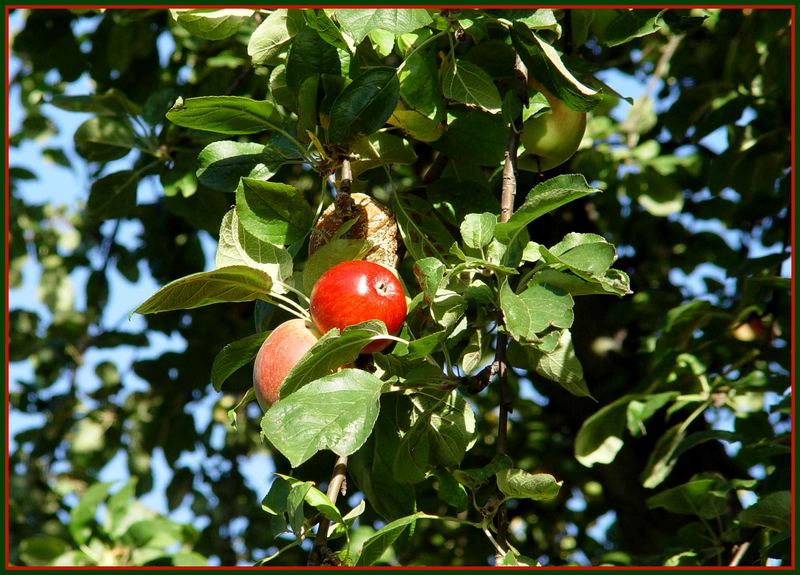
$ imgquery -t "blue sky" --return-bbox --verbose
[7,9,791,565]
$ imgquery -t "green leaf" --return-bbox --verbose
[74,117,134,162]
[227,389,255,431]
[442,59,502,114]
[170,8,253,40]
[196,140,294,193]
[398,38,443,119]
[433,109,507,166]
[671,429,741,459]
[495,174,601,245]
[327,67,400,143]
[604,9,666,47]
[235,177,315,246]
[388,109,444,142]
[627,169,685,217]
[105,478,138,537]
[392,193,456,261]
[305,9,352,52]
[279,321,389,399]
[412,257,446,303]
[356,512,425,566]
[286,28,341,93]
[215,208,293,292]
[122,517,183,549]
[248,9,302,65]
[646,478,730,519]
[500,281,574,342]
[548,232,617,275]
[738,491,790,531]
[498,551,538,566]
[261,368,385,468]
[394,390,477,483]
[626,392,679,436]
[460,213,497,250]
[87,170,138,219]
[434,470,468,512]
[296,74,320,143]
[134,266,274,315]
[496,469,562,501]
[276,474,345,524]
[574,395,633,467]
[641,423,687,489]
[19,536,71,566]
[51,88,142,117]
[532,267,632,298]
[349,394,418,521]
[525,330,593,399]
[303,239,371,294]
[393,329,446,361]
[350,132,418,177]
[173,552,208,566]
[211,331,267,391]
[166,96,284,135]
[453,454,514,489]
[511,24,601,112]
[332,9,432,44]
[69,482,114,545]
[261,475,291,515]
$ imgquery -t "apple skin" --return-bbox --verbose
[309,260,407,354]
[253,318,321,410]
[519,79,587,172]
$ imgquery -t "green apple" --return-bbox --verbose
[518,78,587,172]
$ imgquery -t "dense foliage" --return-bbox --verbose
[8,7,793,567]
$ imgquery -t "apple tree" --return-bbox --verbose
[8,7,792,567]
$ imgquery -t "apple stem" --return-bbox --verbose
[308,455,348,566]
[269,293,310,321]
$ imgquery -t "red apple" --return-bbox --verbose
[253,318,320,410]
[309,260,407,353]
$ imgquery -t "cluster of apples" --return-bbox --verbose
[253,260,407,411]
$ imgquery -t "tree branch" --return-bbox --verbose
[308,455,348,566]
[494,54,527,563]
[334,158,355,222]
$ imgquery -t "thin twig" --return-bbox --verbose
[625,33,683,149]
[308,455,348,566]
[728,541,751,566]
[422,151,448,185]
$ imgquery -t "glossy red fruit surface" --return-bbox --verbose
[253,318,320,410]
[309,260,407,353]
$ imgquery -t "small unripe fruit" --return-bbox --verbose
[519,78,587,172]
[309,260,407,353]
[253,318,320,410]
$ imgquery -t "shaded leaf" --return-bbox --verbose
[211,331,267,391]
[328,67,400,143]
[356,512,425,566]
[442,59,502,114]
